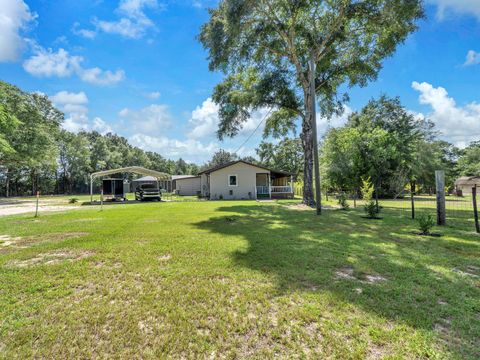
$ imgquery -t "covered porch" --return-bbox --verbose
[255,171,294,199]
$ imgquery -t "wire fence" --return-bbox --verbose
[293,184,480,232]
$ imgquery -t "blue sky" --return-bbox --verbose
[1,0,480,163]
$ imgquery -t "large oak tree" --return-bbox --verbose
[200,0,423,205]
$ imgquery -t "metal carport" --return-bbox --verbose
[90,166,171,203]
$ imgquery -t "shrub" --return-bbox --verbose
[337,193,349,210]
[69,198,78,204]
[418,213,435,235]
[361,178,379,219]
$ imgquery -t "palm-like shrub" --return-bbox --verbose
[361,178,378,219]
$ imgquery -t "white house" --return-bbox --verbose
[199,160,294,200]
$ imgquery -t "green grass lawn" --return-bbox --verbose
[0,200,479,359]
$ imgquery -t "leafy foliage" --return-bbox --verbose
[457,141,480,177]
[361,177,378,219]
[321,96,444,197]
[0,81,199,196]
[337,193,349,210]
[200,0,424,204]
[417,213,436,235]
[256,138,303,178]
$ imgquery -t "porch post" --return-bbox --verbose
[268,174,272,198]
[290,175,294,197]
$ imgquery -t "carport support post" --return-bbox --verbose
[90,174,93,204]
[472,185,479,233]
[435,170,446,226]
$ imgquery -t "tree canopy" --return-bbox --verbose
[200,0,423,204]
[320,96,457,197]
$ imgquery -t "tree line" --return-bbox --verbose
[1,80,477,198]
[256,96,477,197]
[0,81,198,197]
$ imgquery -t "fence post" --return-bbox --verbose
[435,170,446,226]
[35,191,40,217]
[100,189,104,211]
[411,181,415,220]
[473,186,480,233]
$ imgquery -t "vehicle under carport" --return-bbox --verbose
[89,166,171,204]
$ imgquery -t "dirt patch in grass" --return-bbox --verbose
[158,254,171,262]
[335,266,356,280]
[363,274,388,284]
[0,234,22,247]
[7,249,94,268]
[10,232,88,249]
[453,266,479,278]
[335,266,388,284]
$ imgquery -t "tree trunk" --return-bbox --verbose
[5,169,9,198]
[301,88,315,206]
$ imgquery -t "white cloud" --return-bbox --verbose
[72,22,96,39]
[427,0,480,20]
[50,90,112,134]
[119,104,172,134]
[0,0,36,62]
[187,97,270,139]
[23,48,81,77]
[78,67,125,85]
[51,90,89,114]
[93,0,158,39]
[92,117,113,134]
[464,50,480,66]
[316,106,353,137]
[145,91,160,99]
[129,133,219,162]
[23,47,125,85]
[187,98,219,139]
[412,81,480,147]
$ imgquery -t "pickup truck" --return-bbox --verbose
[134,183,161,201]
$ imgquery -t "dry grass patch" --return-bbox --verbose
[0,234,22,247]
[335,265,388,284]
[0,232,88,252]
[7,249,94,268]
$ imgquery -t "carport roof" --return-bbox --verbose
[91,166,171,180]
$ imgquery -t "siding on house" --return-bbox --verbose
[175,176,201,196]
[204,162,270,200]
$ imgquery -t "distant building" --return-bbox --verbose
[454,176,480,196]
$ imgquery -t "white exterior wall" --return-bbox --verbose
[200,173,209,197]
[208,162,270,200]
[175,177,201,196]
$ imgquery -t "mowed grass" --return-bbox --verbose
[0,200,479,359]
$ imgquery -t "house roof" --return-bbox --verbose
[198,160,293,177]
[172,175,198,180]
[455,176,480,186]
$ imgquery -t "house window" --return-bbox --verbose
[228,174,238,186]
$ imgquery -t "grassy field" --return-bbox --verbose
[0,199,479,359]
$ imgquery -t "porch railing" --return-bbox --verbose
[256,186,270,195]
[271,186,292,193]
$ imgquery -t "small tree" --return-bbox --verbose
[361,177,378,219]
[417,213,435,235]
[337,193,349,210]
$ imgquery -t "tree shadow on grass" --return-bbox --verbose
[193,204,480,358]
